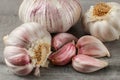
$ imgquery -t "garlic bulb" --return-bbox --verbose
[83,2,120,42]
[3,22,51,76]
[19,0,81,33]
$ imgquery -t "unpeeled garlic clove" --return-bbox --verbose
[72,54,108,73]
[76,35,110,58]
[4,46,30,66]
[52,33,78,50]
[49,42,76,65]
[5,59,33,76]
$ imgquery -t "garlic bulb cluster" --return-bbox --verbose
[4,22,51,76]
[19,0,82,33]
[83,2,120,42]
[49,34,110,72]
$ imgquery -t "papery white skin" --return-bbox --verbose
[52,33,78,50]
[72,54,108,73]
[19,0,81,33]
[76,36,110,58]
[3,22,51,76]
[83,2,120,42]
[49,41,76,66]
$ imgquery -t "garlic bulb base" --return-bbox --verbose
[93,2,111,17]
[28,40,51,68]
[83,2,120,42]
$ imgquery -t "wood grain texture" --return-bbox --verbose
[0,0,120,80]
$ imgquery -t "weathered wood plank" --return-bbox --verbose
[0,0,120,80]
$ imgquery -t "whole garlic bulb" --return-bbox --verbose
[3,22,51,76]
[19,0,82,33]
[83,2,120,42]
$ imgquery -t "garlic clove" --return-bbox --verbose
[7,54,30,66]
[3,22,52,76]
[19,0,82,33]
[49,41,76,66]
[77,35,103,46]
[4,46,30,66]
[72,54,108,73]
[52,33,78,50]
[76,35,110,58]
[5,59,33,76]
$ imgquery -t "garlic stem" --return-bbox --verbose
[34,67,40,77]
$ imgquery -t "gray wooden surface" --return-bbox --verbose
[0,0,120,80]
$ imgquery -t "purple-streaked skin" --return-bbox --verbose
[5,59,33,76]
[52,33,78,50]
[72,54,108,73]
[19,0,82,33]
[76,35,110,58]
[49,41,76,66]
[4,46,30,66]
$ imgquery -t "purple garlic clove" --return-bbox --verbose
[72,54,108,73]
[49,41,76,65]
[52,33,78,50]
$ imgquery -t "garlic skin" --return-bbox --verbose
[5,59,33,76]
[72,54,108,73]
[83,2,120,42]
[52,33,78,50]
[3,22,51,76]
[49,42,76,66]
[19,0,81,33]
[76,36,110,58]
[4,46,30,66]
